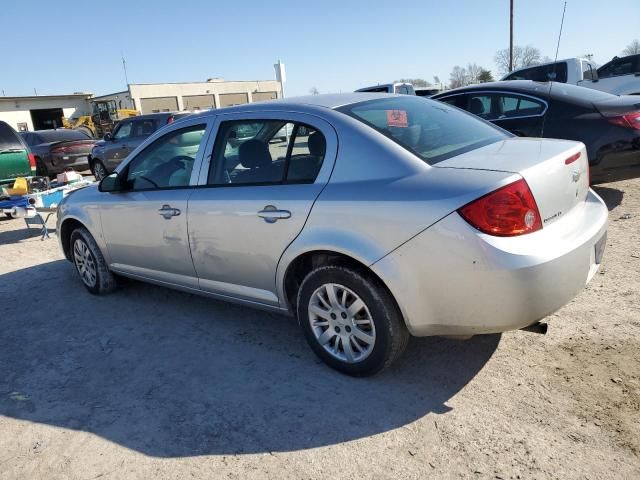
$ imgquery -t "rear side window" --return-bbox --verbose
[505,63,568,83]
[131,119,157,137]
[0,122,24,151]
[208,120,326,185]
[338,96,509,165]
[499,95,545,118]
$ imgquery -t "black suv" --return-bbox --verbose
[89,112,192,179]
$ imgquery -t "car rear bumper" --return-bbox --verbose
[49,154,90,174]
[371,189,608,336]
[591,148,640,183]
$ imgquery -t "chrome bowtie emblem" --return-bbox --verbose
[572,170,581,182]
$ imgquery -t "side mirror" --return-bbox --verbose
[103,132,113,141]
[98,172,122,193]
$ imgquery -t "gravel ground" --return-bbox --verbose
[0,178,639,479]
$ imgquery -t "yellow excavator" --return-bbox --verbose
[63,100,138,139]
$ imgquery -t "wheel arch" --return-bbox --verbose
[59,217,86,261]
[280,249,405,327]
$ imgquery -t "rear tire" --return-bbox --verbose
[35,157,49,178]
[92,160,108,181]
[297,265,409,376]
[70,227,116,295]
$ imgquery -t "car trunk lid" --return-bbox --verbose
[434,137,590,228]
[593,95,640,117]
[49,139,96,156]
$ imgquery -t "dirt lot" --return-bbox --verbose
[1,178,639,480]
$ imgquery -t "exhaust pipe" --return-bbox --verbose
[521,322,548,335]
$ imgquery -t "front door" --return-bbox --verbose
[188,114,336,305]
[103,119,134,171]
[99,120,210,288]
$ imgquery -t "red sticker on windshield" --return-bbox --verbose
[386,110,408,127]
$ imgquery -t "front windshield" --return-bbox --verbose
[338,96,509,165]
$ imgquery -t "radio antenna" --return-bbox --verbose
[541,1,567,137]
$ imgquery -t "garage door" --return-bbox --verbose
[139,96,179,114]
[252,91,278,102]
[183,94,216,111]
[219,93,248,107]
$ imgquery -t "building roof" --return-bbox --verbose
[0,93,93,101]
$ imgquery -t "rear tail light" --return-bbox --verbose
[167,115,175,124]
[607,112,640,130]
[28,152,36,172]
[458,179,542,237]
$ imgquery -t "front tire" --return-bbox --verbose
[70,227,116,294]
[297,265,409,376]
[92,159,108,181]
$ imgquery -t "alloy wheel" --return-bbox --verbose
[73,239,97,287]
[307,283,376,363]
[93,162,107,181]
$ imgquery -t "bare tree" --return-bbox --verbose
[449,66,468,89]
[433,75,440,86]
[623,39,640,55]
[494,45,542,74]
[309,86,320,95]
[395,78,429,87]
[466,63,484,84]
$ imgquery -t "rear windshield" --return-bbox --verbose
[36,129,91,143]
[337,97,509,165]
[0,122,24,151]
[504,62,569,83]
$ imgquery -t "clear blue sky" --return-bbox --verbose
[2,0,639,97]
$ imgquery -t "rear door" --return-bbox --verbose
[490,93,547,137]
[187,112,337,306]
[0,122,31,182]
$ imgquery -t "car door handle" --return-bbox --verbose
[158,204,181,219]
[258,206,291,223]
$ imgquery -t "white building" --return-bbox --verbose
[92,78,282,114]
[0,78,282,131]
[0,93,93,131]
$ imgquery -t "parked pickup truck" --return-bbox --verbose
[355,82,415,95]
[502,56,640,96]
[502,57,599,87]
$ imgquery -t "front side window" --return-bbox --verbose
[113,122,132,140]
[208,120,326,186]
[466,94,494,119]
[124,124,206,190]
[338,96,509,165]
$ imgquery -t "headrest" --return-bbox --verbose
[238,139,272,169]
[469,98,485,115]
[308,132,326,157]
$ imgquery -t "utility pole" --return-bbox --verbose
[121,52,130,86]
[509,0,514,72]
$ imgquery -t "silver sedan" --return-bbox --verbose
[57,93,608,376]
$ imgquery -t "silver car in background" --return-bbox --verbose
[57,93,608,376]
